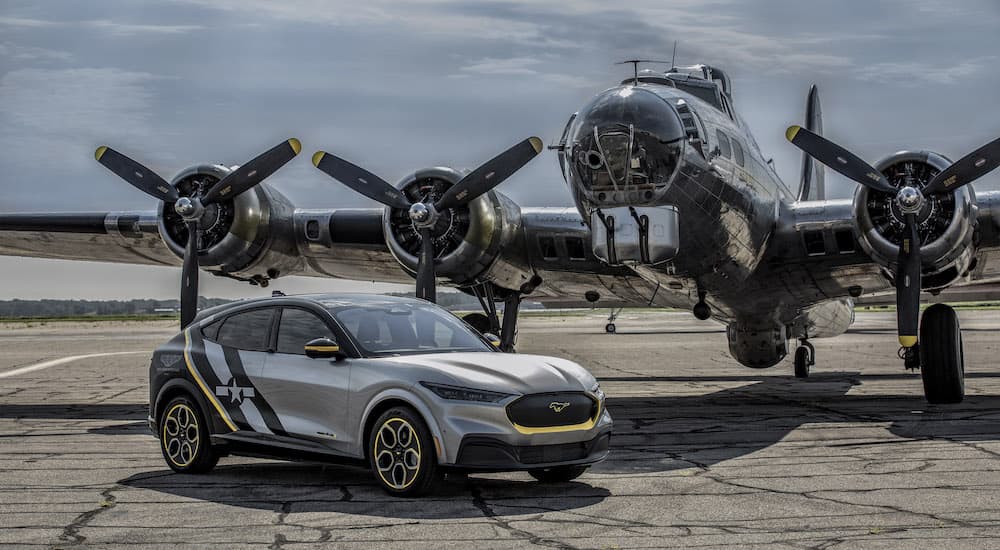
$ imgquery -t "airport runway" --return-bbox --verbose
[2,311,1000,548]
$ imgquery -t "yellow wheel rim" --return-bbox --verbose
[373,417,421,490]
[162,403,200,468]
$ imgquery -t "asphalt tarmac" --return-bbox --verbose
[2,310,1000,548]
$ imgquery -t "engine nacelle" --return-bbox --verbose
[156,164,302,283]
[854,151,977,290]
[727,322,788,369]
[383,167,535,293]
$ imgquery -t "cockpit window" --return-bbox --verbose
[330,303,491,357]
[715,130,732,159]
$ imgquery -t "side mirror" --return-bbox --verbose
[484,333,502,348]
[304,337,344,359]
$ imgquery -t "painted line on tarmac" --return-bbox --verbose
[0,351,147,379]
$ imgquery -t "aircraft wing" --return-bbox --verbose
[0,211,179,267]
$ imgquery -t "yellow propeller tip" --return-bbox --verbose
[311,151,326,167]
[94,146,108,161]
[785,126,801,142]
[898,335,917,348]
[528,136,543,154]
[287,138,302,155]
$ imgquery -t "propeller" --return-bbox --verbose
[312,137,543,302]
[96,138,301,327]
[786,125,1000,347]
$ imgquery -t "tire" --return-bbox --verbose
[159,395,218,474]
[368,406,442,497]
[529,465,589,483]
[462,313,492,335]
[919,304,964,404]
[794,346,810,378]
[605,323,616,334]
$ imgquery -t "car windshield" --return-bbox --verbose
[330,302,491,356]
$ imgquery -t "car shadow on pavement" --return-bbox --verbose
[120,463,611,518]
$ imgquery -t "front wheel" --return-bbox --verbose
[368,406,441,497]
[159,396,218,474]
[919,304,964,404]
[529,465,589,483]
[793,346,810,378]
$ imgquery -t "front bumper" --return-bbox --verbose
[452,429,611,471]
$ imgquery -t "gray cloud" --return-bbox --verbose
[0,0,998,298]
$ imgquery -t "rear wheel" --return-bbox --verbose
[368,406,441,497]
[919,304,964,404]
[605,323,616,334]
[159,396,218,474]
[529,465,589,483]
[793,346,810,378]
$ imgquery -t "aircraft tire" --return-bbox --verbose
[794,346,810,378]
[605,323,616,334]
[919,304,964,404]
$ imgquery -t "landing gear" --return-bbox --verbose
[793,338,815,378]
[605,308,622,334]
[918,303,964,404]
[693,290,711,320]
[469,283,522,353]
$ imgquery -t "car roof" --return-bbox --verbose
[193,293,427,322]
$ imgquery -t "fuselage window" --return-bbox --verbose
[715,130,732,159]
[276,308,335,355]
[216,308,275,352]
[538,236,559,260]
[731,139,745,167]
[565,237,587,260]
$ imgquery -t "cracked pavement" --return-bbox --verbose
[2,311,1000,548]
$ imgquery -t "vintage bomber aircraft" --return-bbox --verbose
[2,63,1000,404]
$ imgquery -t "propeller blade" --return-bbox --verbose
[95,146,178,202]
[435,137,543,211]
[414,227,436,303]
[311,151,412,209]
[785,126,897,194]
[923,136,1000,196]
[202,138,301,205]
[895,213,922,348]
[180,221,200,329]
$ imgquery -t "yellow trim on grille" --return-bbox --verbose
[183,330,237,432]
[511,399,602,435]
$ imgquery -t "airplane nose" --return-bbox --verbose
[566,86,686,206]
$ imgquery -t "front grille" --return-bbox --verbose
[506,392,597,428]
[457,433,611,467]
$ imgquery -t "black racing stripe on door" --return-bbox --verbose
[220,345,289,437]
[187,331,251,430]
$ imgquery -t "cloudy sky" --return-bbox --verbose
[1,0,999,299]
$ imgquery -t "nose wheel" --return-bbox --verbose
[793,339,815,378]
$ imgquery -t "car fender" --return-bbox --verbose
[357,387,447,462]
[153,378,226,435]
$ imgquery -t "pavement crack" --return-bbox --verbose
[58,485,118,546]
[470,484,577,549]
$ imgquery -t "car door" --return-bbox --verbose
[204,307,289,437]
[259,306,352,453]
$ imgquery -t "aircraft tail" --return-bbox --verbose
[796,84,826,201]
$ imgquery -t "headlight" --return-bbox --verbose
[419,382,513,403]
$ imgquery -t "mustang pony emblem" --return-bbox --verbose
[549,401,571,413]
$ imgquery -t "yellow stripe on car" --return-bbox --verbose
[183,330,237,432]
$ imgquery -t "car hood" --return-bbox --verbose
[380,352,596,395]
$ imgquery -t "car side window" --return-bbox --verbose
[201,318,222,341]
[715,130,732,159]
[276,308,335,355]
[731,138,745,167]
[216,308,274,352]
